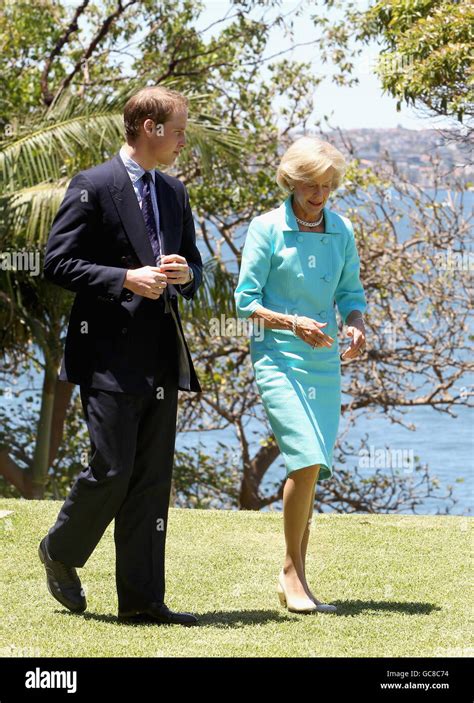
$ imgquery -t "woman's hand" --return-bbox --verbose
[294,315,334,349]
[340,317,366,360]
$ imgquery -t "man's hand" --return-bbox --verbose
[123,266,168,299]
[158,254,191,285]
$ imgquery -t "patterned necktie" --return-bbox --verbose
[141,171,161,261]
[141,171,170,312]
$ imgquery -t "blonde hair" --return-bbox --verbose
[123,86,188,141]
[276,136,347,193]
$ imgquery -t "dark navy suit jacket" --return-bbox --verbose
[43,151,203,394]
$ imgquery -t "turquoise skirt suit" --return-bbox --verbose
[234,195,367,480]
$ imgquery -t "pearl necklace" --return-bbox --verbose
[294,211,324,228]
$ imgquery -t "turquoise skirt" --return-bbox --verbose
[250,327,341,480]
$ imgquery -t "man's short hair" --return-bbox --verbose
[123,86,188,141]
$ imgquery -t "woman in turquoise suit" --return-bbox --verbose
[234,136,367,614]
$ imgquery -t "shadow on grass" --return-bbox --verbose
[335,600,442,616]
[58,609,295,626]
[55,599,441,626]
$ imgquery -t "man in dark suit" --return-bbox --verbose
[39,86,202,626]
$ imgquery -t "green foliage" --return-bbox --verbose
[358,0,473,121]
[0,0,320,502]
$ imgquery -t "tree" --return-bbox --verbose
[0,0,322,498]
[1,1,470,514]
[357,0,473,125]
[311,0,473,139]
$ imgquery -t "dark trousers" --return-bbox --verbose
[46,331,179,613]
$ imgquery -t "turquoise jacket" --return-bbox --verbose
[234,195,367,336]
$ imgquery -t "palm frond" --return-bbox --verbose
[4,182,69,246]
[0,80,247,190]
[184,256,238,321]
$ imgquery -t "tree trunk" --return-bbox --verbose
[0,447,34,498]
[48,380,74,466]
[239,437,281,510]
[0,376,74,499]
[29,359,58,499]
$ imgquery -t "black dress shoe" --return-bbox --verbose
[118,602,198,626]
[38,537,86,613]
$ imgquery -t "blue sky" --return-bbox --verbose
[196,0,453,131]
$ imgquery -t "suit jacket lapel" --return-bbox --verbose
[108,153,155,265]
[108,153,180,266]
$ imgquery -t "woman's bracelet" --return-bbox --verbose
[292,313,298,335]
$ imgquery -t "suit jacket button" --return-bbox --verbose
[124,292,133,301]
[297,235,303,242]
[319,311,327,319]
[322,236,329,244]
[323,274,331,282]
[121,327,128,334]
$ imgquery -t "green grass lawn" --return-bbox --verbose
[0,498,472,658]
